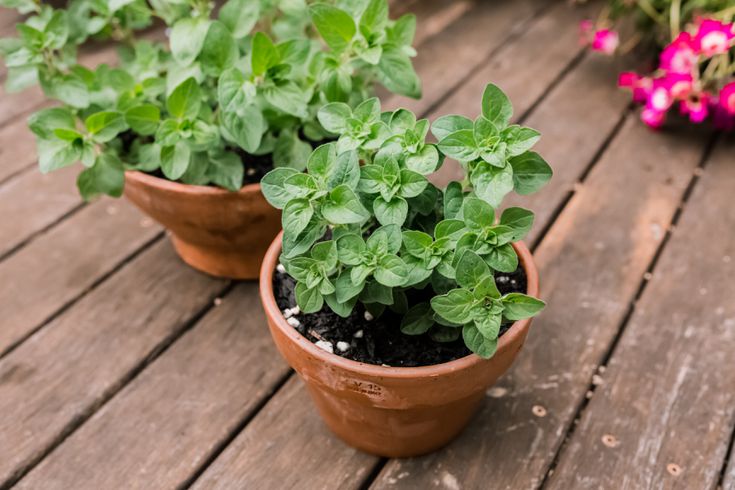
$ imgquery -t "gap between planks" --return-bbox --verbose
[538,132,722,488]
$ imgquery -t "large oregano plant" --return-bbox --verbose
[262,84,552,358]
[0,0,420,198]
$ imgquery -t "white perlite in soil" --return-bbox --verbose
[336,341,350,352]
[315,340,334,353]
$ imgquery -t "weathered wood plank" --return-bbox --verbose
[17,283,289,490]
[0,240,228,488]
[372,120,710,489]
[547,138,735,489]
[725,443,735,490]
[0,104,43,183]
[0,199,161,355]
[191,376,379,490]
[0,165,80,258]
[383,0,550,116]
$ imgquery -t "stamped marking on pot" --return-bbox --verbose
[348,381,382,397]
[666,463,682,476]
[601,433,620,448]
[532,405,547,417]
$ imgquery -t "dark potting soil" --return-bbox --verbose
[273,266,528,367]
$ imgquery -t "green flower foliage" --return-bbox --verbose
[262,84,551,359]
[0,0,421,199]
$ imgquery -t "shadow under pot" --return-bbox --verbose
[124,171,281,280]
[259,231,541,458]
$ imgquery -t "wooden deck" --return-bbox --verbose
[2,1,734,488]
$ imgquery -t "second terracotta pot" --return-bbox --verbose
[124,171,281,280]
[260,232,540,457]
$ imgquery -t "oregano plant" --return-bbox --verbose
[0,0,420,199]
[262,84,552,359]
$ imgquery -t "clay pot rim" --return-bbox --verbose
[260,230,540,379]
[124,170,262,195]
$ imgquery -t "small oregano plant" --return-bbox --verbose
[262,84,552,359]
[0,0,420,199]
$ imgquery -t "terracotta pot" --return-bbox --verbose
[259,232,540,457]
[124,171,281,280]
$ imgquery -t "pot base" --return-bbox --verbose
[170,234,261,280]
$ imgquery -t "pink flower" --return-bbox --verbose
[591,29,619,55]
[579,20,618,55]
[647,79,674,112]
[720,82,735,115]
[694,19,735,57]
[679,92,709,123]
[662,72,693,99]
[641,107,665,128]
[659,32,698,74]
[618,72,652,103]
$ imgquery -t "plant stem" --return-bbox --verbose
[636,0,665,26]
[670,0,681,39]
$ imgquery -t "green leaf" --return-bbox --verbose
[399,170,427,198]
[261,167,299,208]
[509,151,552,195]
[431,115,473,141]
[29,107,76,139]
[220,0,260,38]
[359,0,388,35]
[405,145,439,175]
[376,48,421,99]
[503,125,540,157]
[160,141,191,180]
[218,68,250,113]
[124,105,160,136]
[502,293,545,321]
[455,250,490,289]
[309,3,356,52]
[335,270,365,302]
[400,303,434,335]
[317,102,351,133]
[387,13,416,46]
[472,162,514,208]
[85,111,127,143]
[462,324,498,358]
[337,234,366,265]
[76,153,125,201]
[374,254,408,287]
[207,151,243,191]
[37,139,79,173]
[401,230,432,257]
[367,224,402,255]
[481,83,513,128]
[361,280,393,305]
[431,288,475,324]
[167,78,201,120]
[443,181,465,220]
[434,219,465,241]
[283,198,314,236]
[462,197,495,230]
[295,282,324,313]
[200,21,238,76]
[374,195,408,226]
[251,32,279,77]
[325,292,358,317]
[274,131,312,171]
[438,129,479,162]
[474,273,500,300]
[486,243,518,273]
[475,312,502,340]
[322,185,369,224]
[262,81,308,118]
[500,207,534,241]
[222,104,264,153]
[170,17,211,65]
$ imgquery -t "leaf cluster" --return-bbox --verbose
[262,84,551,358]
[0,0,421,199]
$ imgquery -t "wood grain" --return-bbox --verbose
[0,240,228,488]
[17,283,289,490]
[382,0,549,116]
[546,138,735,489]
[0,165,80,257]
[372,118,710,489]
[0,199,161,355]
[191,376,380,490]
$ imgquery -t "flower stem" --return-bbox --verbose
[669,0,681,39]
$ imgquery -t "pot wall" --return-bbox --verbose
[260,232,539,457]
[124,171,281,280]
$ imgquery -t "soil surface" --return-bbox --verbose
[273,266,528,367]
